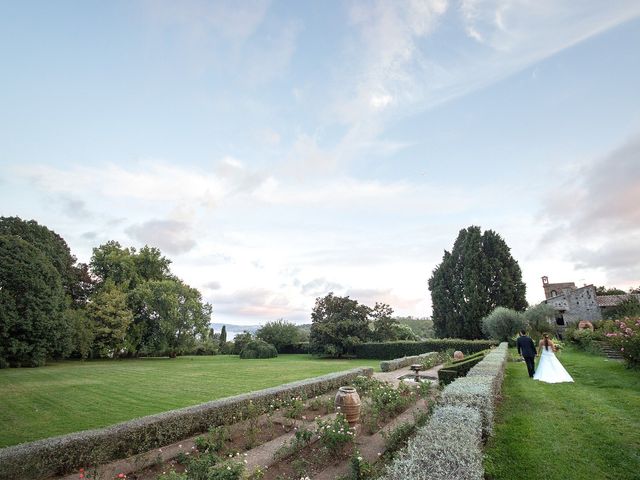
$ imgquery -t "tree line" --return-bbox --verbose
[0,217,212,367]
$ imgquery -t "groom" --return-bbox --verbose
[517,329,537,378]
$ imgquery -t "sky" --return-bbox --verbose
[1,1,639,326]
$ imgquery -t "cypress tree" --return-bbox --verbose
[219,325,227,345]
[428,226,527,339]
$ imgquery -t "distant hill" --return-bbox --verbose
[210,322,312,341]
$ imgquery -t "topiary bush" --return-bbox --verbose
[239,339,278,359]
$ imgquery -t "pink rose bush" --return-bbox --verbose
[605,317,640,368]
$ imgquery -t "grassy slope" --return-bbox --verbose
[484,348,640,480]
[0,354,376,447]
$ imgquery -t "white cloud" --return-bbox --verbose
[539,133,640,288]
[126,219,197,255]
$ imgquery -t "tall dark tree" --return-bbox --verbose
[219,325,227,345]
[428,226,527,339]
[309,293,372,357]
[0,235,68,367]
[0,216,88,305]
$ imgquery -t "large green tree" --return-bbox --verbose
[428,226,527,339]
[0,235,68,367]
[0,216,91,306]
[134,279,212,356]
[309,293,372,357]
[87,281,133,357]
[256,319,302,353]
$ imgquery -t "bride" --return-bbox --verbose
[533,334,574,383]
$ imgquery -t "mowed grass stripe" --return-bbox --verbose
[484,348,640,480]
[0,354,376,447]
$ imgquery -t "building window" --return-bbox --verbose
[550,290,557,296]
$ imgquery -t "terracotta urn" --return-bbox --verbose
[578,320,594,331]
[453,350,464,360]
[335,386,361,426]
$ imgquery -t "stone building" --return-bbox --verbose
[541,276,640,326]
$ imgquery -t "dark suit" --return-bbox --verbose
[517,335,537,378]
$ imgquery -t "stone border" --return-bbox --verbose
[0,367,373,480]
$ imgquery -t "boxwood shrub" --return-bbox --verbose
[353,339,497,360]
[0,367,373,480]
[239,339,278,359]
[437,351,488,385]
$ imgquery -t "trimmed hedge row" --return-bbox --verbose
[437,350,489,385]
[381,343,508,479]
[380,405,483,480]
[380,352,437,372]
[353,339,497,360]
[279,342,310,354]
[0,367,373,480]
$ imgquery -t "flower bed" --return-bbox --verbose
[121,375,433,480]
[0,368,372,480]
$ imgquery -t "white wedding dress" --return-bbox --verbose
[533,347,574,383]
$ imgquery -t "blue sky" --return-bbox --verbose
[1,1,639,325]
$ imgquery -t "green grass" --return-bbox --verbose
[484,348,640,480]
[0,354,377,447]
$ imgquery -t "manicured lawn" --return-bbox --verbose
[0,354,377,447]
[484,348,640,480]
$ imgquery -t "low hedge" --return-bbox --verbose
[279,342,310,354]
[0,367,373,480]
[381,343,507,479]
[437,350,489,385]
[380,352,437,372]
[353,339,497,360]
[449,349,487,365]
[380,405,483,480]
[440,344,508,438]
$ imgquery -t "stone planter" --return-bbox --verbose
[335,386,361,426]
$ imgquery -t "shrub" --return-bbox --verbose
[523,303,557,338]
[353,339,497,360]
[380,406,483,480]
[239,339,278,359]
[605,318,640,368]
[481,307,525,342]
[379,352,437,372]
[437,351,488,385]
[568,328,599,353]
[0,368,373,480]
[316,413,355,454]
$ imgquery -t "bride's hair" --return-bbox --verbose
[543,333,550,351]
